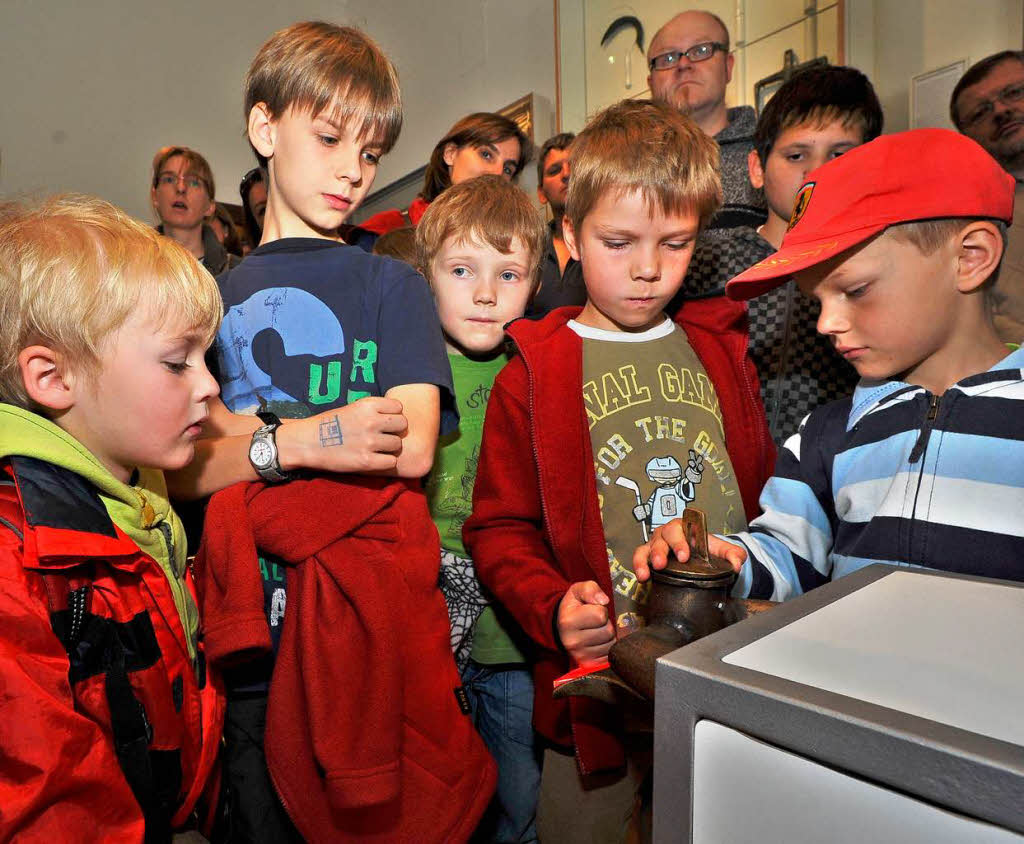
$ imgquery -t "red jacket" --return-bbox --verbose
[0,457,224,843]
[196,476,496,843]
[463,305,774,774]
[360,196,431,236]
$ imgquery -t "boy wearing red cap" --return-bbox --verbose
[636,128,1024,596]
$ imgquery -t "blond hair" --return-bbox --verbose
[0,195,223,408]
[415,175,545,287]
[245,21,402,167]
[565,99,722,235]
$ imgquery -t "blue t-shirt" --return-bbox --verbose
[213,237,456,692]
[217,238,456,424]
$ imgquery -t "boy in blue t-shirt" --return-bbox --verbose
[416,175,545,843]
[167,22,457,841]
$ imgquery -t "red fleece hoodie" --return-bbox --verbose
[463,305,774,774]
[197,475,496,843]
[359,196,431,236]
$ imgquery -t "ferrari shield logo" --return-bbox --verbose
[787,182,815,231]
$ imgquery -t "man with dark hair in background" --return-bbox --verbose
[529,132,586,317]
[951,50,1024,342]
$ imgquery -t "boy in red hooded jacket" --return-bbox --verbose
[463,99,775,843]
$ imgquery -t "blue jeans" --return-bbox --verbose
[461,662,541,843]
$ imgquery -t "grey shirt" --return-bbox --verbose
[711,106,766,230]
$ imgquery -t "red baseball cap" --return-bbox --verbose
[725,128,1016,300]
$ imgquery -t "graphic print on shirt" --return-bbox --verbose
[580,329,747,633]
[433,443,480,543]
[217,286,379,415]
[618,449,706,542]
[259,554,287,651]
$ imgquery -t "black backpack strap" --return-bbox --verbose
[40,571,175,844]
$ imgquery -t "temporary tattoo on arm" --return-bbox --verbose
[319,415,344,447]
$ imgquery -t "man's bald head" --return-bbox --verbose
[650,10,730,56]
[648,10,734,136]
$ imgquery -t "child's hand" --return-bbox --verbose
[632,520,748,582]
[557,581,616,666]
[278,397,408,474]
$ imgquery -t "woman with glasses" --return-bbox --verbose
[151,145,240,276]
[359,112,533,241]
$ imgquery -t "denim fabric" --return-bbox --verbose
[461,662,541,843]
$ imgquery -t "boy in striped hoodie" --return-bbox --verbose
[635,128,1024,597]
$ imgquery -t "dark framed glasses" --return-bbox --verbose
[649,42,728,71]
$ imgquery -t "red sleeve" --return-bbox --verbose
[0,551,145,843]
[462,360,569,653]
[359,208,408,236]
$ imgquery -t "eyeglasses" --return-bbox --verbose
[157,171,207,191]
[649,42,728,71]
[960,82,1024,129]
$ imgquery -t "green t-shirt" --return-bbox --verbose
[572,317,747,633]
[426,352,527,665]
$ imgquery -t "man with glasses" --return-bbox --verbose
[647,10,765,228]
[952,51,1024,342]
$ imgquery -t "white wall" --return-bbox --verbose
[848,0,1023,133]
[0,0,556,221]
[558,0,1022,135]
[558,0,842,130]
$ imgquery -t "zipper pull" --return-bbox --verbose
[908,395,940,464]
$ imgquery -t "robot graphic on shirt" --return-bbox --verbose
[624,449,705,539]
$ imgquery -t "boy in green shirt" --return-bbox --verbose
[417,175,545,843]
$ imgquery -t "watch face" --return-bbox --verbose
[250,439,274,469]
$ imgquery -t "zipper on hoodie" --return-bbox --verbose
[157,520,176,568]
[906,393,940,563]
[507,335,556,545]
[509,332,596,776]
[908,394,939,464]
[150,517,201,670]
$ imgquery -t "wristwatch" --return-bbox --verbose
[249,410,291,482]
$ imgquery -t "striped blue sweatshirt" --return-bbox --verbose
[732,347,1024,601]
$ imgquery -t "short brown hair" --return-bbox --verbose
[887,218,1008,254]
[565,99,721,236]
[372,226,417,266]
[753,66,883,164]
[420,113,533,203]
[416,175,545,287]
[245,21,402,167]
[0,195,222,409]
[151,146,215,200]
[950,51,1024,128]
[886,218,1008,291]
[536,132,575,184]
